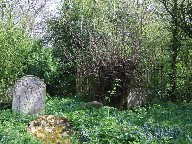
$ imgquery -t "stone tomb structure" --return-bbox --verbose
[12,75,46,115]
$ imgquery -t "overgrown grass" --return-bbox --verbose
[0,96,192,143]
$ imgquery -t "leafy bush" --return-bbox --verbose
[0,22,57,101]
[0,23,32,102]
[25,40,58,95]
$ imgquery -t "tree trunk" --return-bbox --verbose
[169,0,180,102]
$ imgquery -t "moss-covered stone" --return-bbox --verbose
[27,115,76,144]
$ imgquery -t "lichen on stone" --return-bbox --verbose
[27,115,76,144]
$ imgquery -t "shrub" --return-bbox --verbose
[0,23,32,102]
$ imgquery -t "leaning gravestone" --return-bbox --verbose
[12,75,46,115]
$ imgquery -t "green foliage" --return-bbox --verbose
[0,22,32,102]
[25,40,58,95]
[46,0,140,102]
[140,2,192,102]
[45,97,192,143]
[1,97,191,143]
[0,22,57,101]
[158,0,192,38]
[0,0,58,101]
[140,17,171,101]
[46,17,77,96]
[0,109,41,144]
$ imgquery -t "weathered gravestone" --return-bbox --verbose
[127,88,147,108]
[12,75,46,115]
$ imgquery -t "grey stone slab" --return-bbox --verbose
[12,75,46,115]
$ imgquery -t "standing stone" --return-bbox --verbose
[12,75,46,115]
[127,88,146,108]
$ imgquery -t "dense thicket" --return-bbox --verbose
[46,0,192,106]
[46,0,144,108]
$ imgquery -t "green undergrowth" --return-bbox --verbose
[0,96,192,143]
